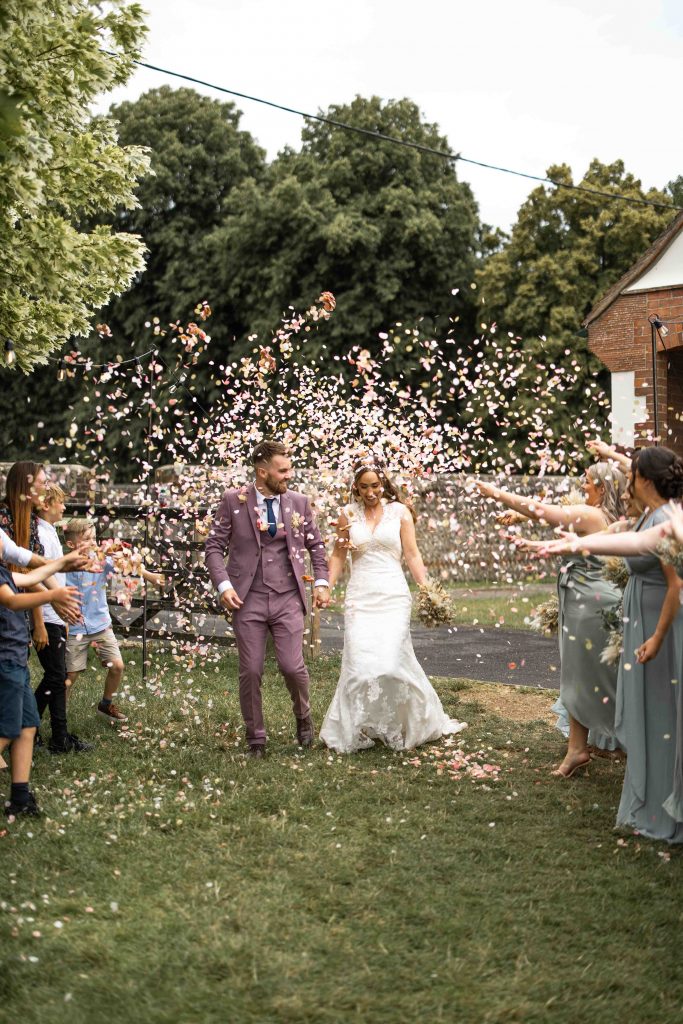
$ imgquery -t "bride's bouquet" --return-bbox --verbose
[416,580,455,628]
[527,595,559,636]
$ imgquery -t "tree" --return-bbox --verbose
[667,175,683,208]
[475,159,676,438]
[0,0,150,370]
[97,86,266,350]
[201,96,483,369]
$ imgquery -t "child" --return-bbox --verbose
[35,483,92,754]
[64,518,164,724]
[0,535,83,818]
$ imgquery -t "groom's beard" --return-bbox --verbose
[263,473,289,495]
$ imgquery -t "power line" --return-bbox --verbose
[118,55,680,213]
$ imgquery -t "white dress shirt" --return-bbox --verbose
[217,489,328,594]
[0,527,32,569]
[37,519,66,627]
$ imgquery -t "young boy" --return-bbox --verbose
[0,535,83,818]
[64,518,164,724]
[34,483,92,753]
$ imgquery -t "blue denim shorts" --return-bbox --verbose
[0,660,40,739]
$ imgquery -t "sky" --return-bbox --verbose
[99,0,683,231]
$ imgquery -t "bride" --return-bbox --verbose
[320,459,466,753]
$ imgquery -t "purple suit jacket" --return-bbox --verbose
[204,484,329,609]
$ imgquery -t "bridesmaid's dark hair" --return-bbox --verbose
[351,459,417,523]
[631,446,683,500]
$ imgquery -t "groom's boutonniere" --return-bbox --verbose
[238,485,248,503]
[291,511,303,530]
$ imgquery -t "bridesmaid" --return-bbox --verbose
[477,462,627,777]
[536,448,683,842]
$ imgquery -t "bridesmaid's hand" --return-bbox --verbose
[475,480,498,500]
[535,531,584,556]
[635,635,661,663]
[587,439,615,461]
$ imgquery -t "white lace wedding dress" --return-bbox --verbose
[320,500,467,753]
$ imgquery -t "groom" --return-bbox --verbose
[205,440,330,757]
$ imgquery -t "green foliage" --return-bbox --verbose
[667,174,683,208]
[0,0,150,369]
[201,95,482,365]
[475,159,676,439]
[100,86,266,351]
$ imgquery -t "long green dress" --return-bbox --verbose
[617,505,683,843]
[556,554,621,741]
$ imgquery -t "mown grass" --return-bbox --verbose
[1,650,682,1024]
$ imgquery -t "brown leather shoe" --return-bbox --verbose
[296,716,315,748]
[247,745,265,759]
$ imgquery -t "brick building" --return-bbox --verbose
[584,210,683,452]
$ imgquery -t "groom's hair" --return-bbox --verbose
[251,440,289,466]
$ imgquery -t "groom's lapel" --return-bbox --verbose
[247,484,261,547]
[281,492,293,554]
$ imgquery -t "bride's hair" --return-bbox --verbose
[351,458,417,522]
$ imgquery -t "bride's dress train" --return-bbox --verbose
[320,500,466,753]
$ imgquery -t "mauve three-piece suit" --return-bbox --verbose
[204,485,329,746]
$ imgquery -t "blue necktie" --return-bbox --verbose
[264,498,277,537]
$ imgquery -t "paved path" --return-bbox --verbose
[317,612,560,690]
[120,607,560,691]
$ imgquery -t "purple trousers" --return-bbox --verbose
[231,586,310,746]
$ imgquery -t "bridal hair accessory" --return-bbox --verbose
[416,580,455,628]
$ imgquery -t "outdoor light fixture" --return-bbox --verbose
[3,339,16,366]
[169,371,187,394]
[57,358,66,381]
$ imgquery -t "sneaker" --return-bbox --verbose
[4,791,41,818]
[97,701,128,724]
[48,733,94,754]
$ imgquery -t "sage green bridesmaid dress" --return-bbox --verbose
[556,554,621,741]
[617,505,683,843]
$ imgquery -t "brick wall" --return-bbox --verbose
[588,286,683,445]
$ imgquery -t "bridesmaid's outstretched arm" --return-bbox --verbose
[533,521,671,558]
[475,480,606,535]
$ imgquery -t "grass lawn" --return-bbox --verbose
[2,649,682,1024]
[445,589,552,631]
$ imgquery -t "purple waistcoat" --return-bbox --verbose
[251,528,299,594]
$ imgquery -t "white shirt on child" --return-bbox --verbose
[37,519,66,627]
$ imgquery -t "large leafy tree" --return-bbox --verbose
[99,86,266,349]
[0,0,150,370]
[476,159,676,438]
[202,96,483,367]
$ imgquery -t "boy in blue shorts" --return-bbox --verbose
[0,535,83,818]
[64,518,164,724]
